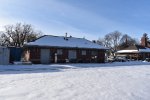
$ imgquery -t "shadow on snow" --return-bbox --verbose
[0,61,150,74]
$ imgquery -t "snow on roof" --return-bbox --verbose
[116,50,139,53]
[26,35,107,49]
[117,47,150,53]
[139,47,150,53]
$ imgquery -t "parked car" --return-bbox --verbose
[107,56,115,62]
[144,58,150,62]
[115,56,127,62]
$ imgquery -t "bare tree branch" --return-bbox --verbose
[0,23,42,47]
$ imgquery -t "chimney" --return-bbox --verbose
[92,40,96,43]
[141,33,148,47]
[64,33,68,40]
[125,35,128,45]
[65,33,67,38]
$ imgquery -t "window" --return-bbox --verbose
[68,50,76,59]
[91,51,98,56]
[81,50,86,55]
[57,49,63,55]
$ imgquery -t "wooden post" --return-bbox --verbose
[55,53,57,63]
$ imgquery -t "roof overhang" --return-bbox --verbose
[24,44,108,50]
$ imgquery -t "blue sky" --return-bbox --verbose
[0,0,150,40]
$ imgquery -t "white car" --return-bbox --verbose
[115,56,127,62]
[107,56,115,62]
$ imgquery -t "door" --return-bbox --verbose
[68,50,77,60]
[40,49,50,64]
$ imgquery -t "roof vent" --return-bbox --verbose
[92,40,96,43]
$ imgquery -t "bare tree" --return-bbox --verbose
[104,34,113,48]
[0,23,42,47]
[109,31,122,51]
[118,34,139,49]
[0,31,5,46]
[98,31,122,50]
[97,38,105,46]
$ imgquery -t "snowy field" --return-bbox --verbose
[0,61,150,100]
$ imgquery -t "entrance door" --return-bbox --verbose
[40,49,50,64]
[68,50,77,60]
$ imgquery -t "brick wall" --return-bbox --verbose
[27,47,105,64]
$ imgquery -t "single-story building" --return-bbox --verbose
[24,35,108,64]
[115,45,150,60]
[0,46,10,65]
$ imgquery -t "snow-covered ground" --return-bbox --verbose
[0,61,150,100]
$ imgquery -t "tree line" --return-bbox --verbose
[97,31,139,51]
[0,23,139,49]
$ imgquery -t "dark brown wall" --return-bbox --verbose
[27,47,105,63]
[29,47,41,63]
[50,48,68,63]
[98,50,105,63]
